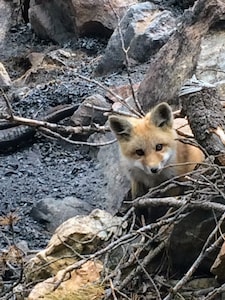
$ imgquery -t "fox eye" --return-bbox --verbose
[156,144,163,151]
[135,149,145,156]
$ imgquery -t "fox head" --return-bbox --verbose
[109,102,177,175]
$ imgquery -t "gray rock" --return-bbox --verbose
[97,138,130,215]
[169,207,225,274]
[71,94,111,126]
[0,0,12,50]
[29,0,77,44]
[95,2,177,76]
[30,196,93,232]
[196,29,225,84]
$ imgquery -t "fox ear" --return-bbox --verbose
[150,102,173,128]
[109,116,132,139]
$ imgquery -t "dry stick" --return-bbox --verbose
[136,256,162,300]
[2,108,116,146]
[39,126,117,147]
[136,196,225,214]
[204,282,225,300]
[6,114,110,134]
[119,238,168,291]
[73,72,142,117]
[163,212,225,300]
[109,2,145,116]
[109,279,118,300]
[84,102,138,118]
[1,88,111,135]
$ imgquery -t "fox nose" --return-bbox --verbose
[151,167,159,174]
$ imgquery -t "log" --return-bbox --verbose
[137,0,225,112]
[180,78,225,165]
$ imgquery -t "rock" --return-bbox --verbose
[169,208,225,274]
[27,52,45,68]
[216,80,225,100]
[30,196,93,232]
[28,261,104,300]
[95,2,177,76]
[26,209,127,281]
[169,0,195,9]
[71,94,111,126]
[70,0,137,37]
[29,0,77,44]
[29,0,136,43]
[211,240,225,282]
[0,0,12,50]
[97,140,130,214]
[196,28,225,84]
[0,61,12,89]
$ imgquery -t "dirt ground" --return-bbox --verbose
[0,17,148,251]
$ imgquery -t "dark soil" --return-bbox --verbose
[0,21,148,250]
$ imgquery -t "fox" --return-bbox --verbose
[109,102,204,199]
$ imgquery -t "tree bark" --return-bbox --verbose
[180,80,225,165]
[137,0,225,112]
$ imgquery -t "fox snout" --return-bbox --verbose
[142,163,162,175]
[150,167,159,174]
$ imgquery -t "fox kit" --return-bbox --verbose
[109,102,204,199]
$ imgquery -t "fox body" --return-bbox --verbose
[109,102,204,199]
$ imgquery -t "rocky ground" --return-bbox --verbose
[0,16,149,252]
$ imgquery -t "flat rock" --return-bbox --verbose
[30,196,93,232]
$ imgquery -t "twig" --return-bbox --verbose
[119,238,168,291]
[136,255,162,300]
[135,196,225,213]
[73,72,142,117]
[109,279,118,300]
[203,282,225,300]
[108,2,145,116]
[39,126,117,147]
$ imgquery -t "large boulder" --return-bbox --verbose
[29,0,136,43]
[196,28,225,84]
[95,2,177,76]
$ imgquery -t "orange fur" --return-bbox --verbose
[109,103,204,199]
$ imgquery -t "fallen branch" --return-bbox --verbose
[134,196,225,214]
